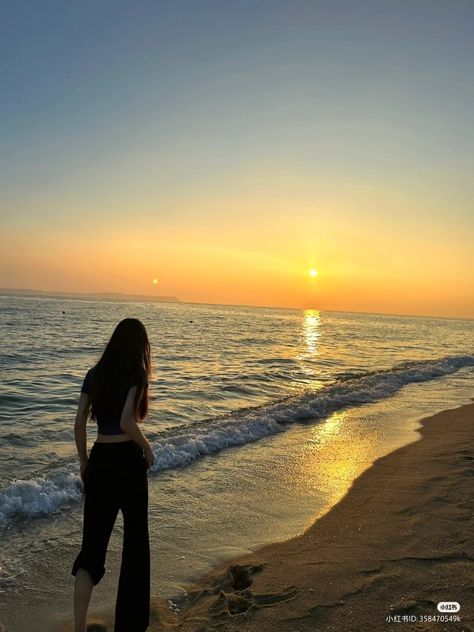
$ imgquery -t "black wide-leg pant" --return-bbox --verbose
[72,440,150,632]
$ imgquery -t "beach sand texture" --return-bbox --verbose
[60,401,474,632]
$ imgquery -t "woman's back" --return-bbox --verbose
[81,364,148,436]
[72,317,153,632]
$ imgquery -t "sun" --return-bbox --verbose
[309,269,318,278]
[152,278,158,285]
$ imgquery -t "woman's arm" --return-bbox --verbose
[74,392,91,479]
[120,386,155,467]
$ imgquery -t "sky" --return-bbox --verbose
[1,0,473,318]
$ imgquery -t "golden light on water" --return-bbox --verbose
[291,410,376,530]
[303,309,320,356]
[294,310,322,392]
[304,411,366,496]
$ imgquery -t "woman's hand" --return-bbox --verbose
[144,444,155,469]
[80,460,88,483]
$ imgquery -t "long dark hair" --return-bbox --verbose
[89,318,151,422]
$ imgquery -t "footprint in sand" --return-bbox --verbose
[253,585,299,607]
[229,563,263,590]
[208,563,299,618]
[210,589,257,616]
[211,585,299,617]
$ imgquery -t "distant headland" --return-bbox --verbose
[0,288,180,304]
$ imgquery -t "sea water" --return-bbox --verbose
[0,295,472,630]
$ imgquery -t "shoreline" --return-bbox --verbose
[55,400,474,631]
[148,400,474,631]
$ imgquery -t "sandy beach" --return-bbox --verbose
[125,400,474,632]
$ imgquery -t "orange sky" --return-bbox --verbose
[2,3,473,319]
[2,176,472,318]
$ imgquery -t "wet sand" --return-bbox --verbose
[61,401,474,631]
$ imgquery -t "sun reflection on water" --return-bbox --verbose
[303,309,320,356]
[290,410,376,532]
[294,309,324,392]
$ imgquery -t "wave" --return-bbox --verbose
[0,354,472,530]
[0,464,83,530]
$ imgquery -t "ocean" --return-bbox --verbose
[0,295,473,631]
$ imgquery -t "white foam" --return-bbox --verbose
[0,463,82,529]
[1,354,472,529]
[148,354,474,471]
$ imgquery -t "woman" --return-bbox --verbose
[71,318,155,632]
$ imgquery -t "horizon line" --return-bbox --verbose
[0,286,472,323]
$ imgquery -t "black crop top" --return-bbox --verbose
[81,365,148,435]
